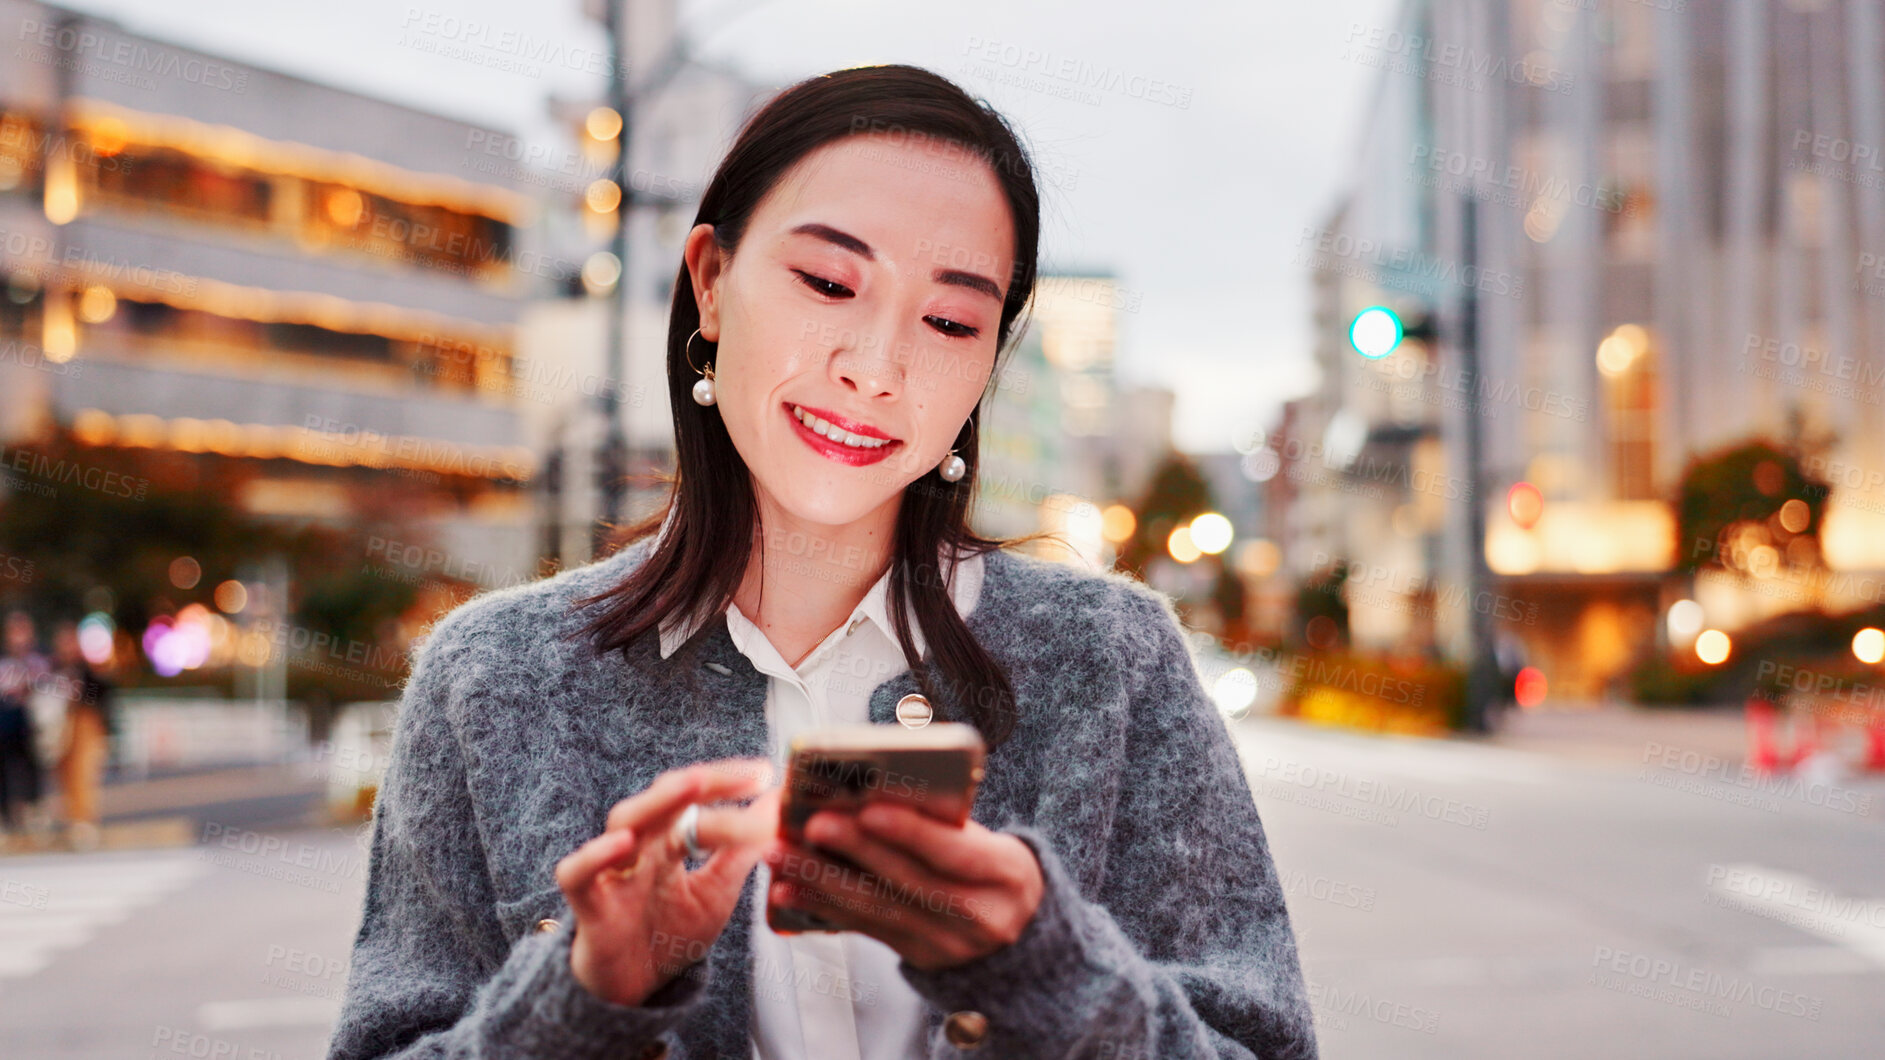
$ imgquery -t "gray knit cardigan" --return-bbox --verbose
[324,538,1316,1060]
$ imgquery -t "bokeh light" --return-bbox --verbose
[1514,666,1548,708]
[1189,512,1233,555]
[1236,539,1281,578]
[215,579,249,613]
[1100,504,1136,543]
[1211,668,1259,718]
[1166,526,1201,564]
[584,105,623,141]
[1507,482,1544,529]
[1853,627,1885,665]
[77,612,115,666]
[1777,498,1810,534]
[169,556,202,590]
[1666,599,1704,640]
[581,250,621,294]
[77,284,117,323]
[1695,629,1732,665]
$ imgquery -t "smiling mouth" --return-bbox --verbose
[788,404,898,450]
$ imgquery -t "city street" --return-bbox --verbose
[1245,713,1885,1058]
[2,711,1880,1058]
[1,1,1880,1057]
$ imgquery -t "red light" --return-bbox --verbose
[1514,666,1547,709]
[1507,482,1544,529]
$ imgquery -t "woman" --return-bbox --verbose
[327,65,1314,1060]
[52,620,113,851]
[0,610,47,848]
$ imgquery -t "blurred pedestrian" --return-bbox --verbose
[0,610,49,847]
[51,621,113,851]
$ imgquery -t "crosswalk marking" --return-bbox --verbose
[1706,863,1885,968]
[196,997,341,1030]
[0,852,208,982]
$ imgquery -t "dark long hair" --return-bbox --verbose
[578,65,1044,747]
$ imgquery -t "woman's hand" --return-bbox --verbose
[556,758,779,1006]
[764,800,1044,970]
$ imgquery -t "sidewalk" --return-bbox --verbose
[0,761,327,858]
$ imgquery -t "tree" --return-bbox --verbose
[1116,451,1216,577]
[0,430,422,716]
[1673,438,1829,576]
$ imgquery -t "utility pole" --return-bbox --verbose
[593,0,633,553]
[1457,195,1497,734]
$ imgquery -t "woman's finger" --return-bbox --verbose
[693,788,781,852]
[556,826,640,899]
[690,832,769,904]
[606,757,772,834]
[766,850,928,947]
[798,809,952,905]
[854,801,1007,882]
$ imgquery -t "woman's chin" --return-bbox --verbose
[756,477,904,532]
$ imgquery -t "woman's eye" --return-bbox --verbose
[926,315,980,339]
[792,270,853,298]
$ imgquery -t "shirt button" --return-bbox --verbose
[533,917,560,935]
[943,1010,988,1049]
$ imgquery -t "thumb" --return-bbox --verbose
[692,840,767,916]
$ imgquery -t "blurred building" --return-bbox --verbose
[976,272,1129,564]
[0,1,539,581]
[1284,0,1885,695]
[1111,382,1176,504]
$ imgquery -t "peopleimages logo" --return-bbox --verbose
[1639,741,1871,817]
[1295,225,1525,298]
[16,18,249,92]
[1342,22,1575,94]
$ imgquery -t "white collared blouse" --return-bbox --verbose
[656,550,986,1060]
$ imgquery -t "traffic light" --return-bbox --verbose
[1348,305,1435,359]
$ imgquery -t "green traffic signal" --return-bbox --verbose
[1349,306,1404,359]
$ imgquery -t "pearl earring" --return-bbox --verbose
[938,449,966,482]
[685,327,716,406]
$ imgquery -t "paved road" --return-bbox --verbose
[0,715,1879,1058]
[1242,715,1885,1058]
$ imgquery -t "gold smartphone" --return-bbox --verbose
[767,721,987,934]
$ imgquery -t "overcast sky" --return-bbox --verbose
[60,0,1397,453]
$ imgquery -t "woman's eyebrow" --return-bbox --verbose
[790,222,874,259]
[791,221,1002,303]
[935,268,1002,303]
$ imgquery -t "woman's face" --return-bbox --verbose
[686,131,1016,530]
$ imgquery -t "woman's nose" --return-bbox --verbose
[829,327,905,398]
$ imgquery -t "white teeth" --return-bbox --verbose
[792,406,890,449]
